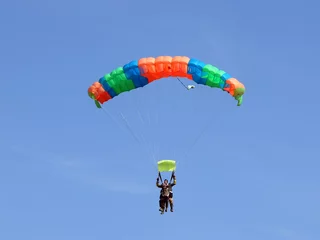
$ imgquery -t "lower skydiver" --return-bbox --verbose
[156,174,176,214]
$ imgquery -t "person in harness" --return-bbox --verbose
[156,173,176,214]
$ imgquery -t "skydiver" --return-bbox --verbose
[156,174,176,214]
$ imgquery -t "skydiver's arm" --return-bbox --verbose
[156,178,162,188]
[171,178,177,186]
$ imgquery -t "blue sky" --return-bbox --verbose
[1,0,320,239]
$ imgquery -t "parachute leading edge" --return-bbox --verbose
[88,56,245,106]
[158,160,176,172]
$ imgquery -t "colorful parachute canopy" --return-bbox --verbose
[88,56,245,107]
[158,160,176,172]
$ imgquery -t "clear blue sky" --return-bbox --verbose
[1,0,319,239]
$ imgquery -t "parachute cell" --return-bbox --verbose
[157,160,176,172]
[88,56,245,106]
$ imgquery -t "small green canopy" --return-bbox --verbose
[157,160,176,172]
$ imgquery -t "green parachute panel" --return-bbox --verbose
[202,64,226,88]
[105,67,136,95]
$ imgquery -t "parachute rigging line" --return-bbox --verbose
[101,106,157,162]
[176,77,189,90]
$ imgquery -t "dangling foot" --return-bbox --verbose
[165,208,168,212]
[159,208,164,214]
[170,203,174,212]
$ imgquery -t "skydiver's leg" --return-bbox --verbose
[165,198,168,212]
[159,197,165,212]
[159,194,163,210]
[169,192,174,212]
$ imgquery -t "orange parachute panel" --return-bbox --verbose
[138,56,193,82]
[171,56,192,79]
[88,82,111,104]
[224,78,244,96]
[155,56,172,78]
[138,57,157,82]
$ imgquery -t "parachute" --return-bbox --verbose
[158,160,176,172]
[88,56,245,107]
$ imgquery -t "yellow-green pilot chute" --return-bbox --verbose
[157,160,176,172]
